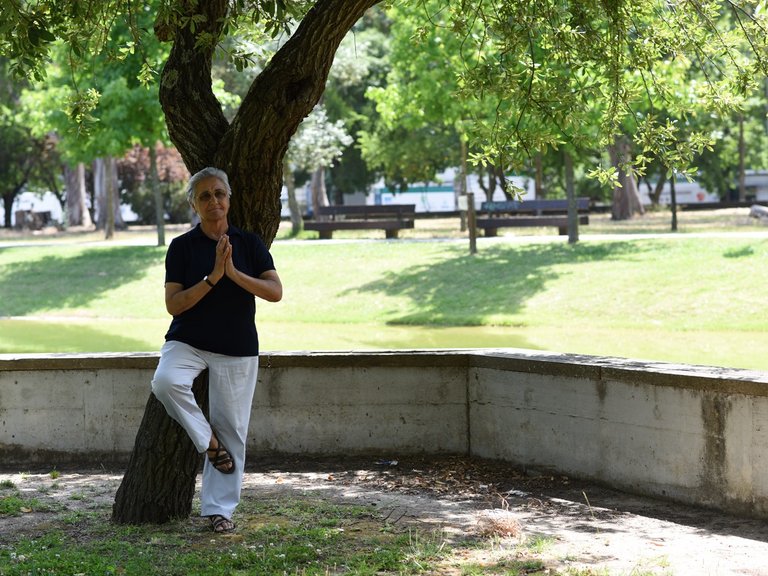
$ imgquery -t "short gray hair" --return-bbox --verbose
[186,167,232,205]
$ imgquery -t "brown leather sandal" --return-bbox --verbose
[210,514,236,533]
[206,435,235,474]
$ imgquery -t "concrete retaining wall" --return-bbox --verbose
[2,349,767,517]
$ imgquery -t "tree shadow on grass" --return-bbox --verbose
[0,318,155,353]
[344,240,653,326]
[0,245,164,317]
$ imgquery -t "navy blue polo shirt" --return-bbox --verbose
[163,224,276,356]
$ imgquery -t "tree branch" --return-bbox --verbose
[219,0,381,241]
[158,0,230,172]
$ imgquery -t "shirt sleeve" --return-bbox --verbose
[250,235,276,277]
[164,238,186,285]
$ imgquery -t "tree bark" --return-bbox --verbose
[458,139,468,231]
[150,144,165,247]
[94,157,125,233]
[310,166,330,216]
[648,172,666,207]
[609,137,645,221]
[112,371,209,524]
[3,180,28,229]
[113,0,381,526]
[738,114,746,202]
[65,162,93,228]
[564,149,579,244]
[2,193,14,228]
[105,156,115,240]
[283,157,303,235]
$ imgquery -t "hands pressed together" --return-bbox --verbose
[209,234,234,284]
[164,232,282,317]
[209,234,282,303]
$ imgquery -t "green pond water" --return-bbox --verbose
[1,318,764,372]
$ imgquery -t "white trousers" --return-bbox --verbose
[151,340,259,519]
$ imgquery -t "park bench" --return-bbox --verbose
[304,204,416,239]
[477,197,591,236]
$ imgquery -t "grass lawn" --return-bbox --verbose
[1,207,767,370]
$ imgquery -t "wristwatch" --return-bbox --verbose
[204,275,215,288]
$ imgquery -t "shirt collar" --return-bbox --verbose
[191,223,242,239]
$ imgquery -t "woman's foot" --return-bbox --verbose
[206,433,235,474]
[209,514,236,533]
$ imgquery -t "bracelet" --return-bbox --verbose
[204,275,215,288]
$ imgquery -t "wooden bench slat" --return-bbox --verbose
[303,204,416,239]
[314,204,416,219]
[476,215,589,236]
[475,198,591,236]
[304,220,415,231]
[481,197,590,213]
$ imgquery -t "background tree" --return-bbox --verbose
[437,0,768,219]
[362,2,496,199]
[319,11,391,203]
[0,119,42,228]
[284,105,352,231]
[19,81,94,228]
[118,143,189,225]
[0,58,48,228]
[16,13,171,240]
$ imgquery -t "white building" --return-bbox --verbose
[371,168,535,213]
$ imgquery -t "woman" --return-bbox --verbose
[151,167,282,533]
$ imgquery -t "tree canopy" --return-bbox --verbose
[3,0,768,229]
[2,0,380,242]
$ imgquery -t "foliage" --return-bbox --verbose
[436,1,768,180]
[118,144,190,224]
[361,2,492,188]
[287,106,353,173]
[359,122,460,188]
[323,16,392,197]
[0,58,50,226]
[0,1,309,82]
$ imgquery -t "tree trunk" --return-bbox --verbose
[564,149,579,244]
[112,371,209,524]
[94,158,105,229]
[670,169,678,232]
[112,0,380,526]
[738,114,746,202]
[458,139,468,231]
[105,156,115,240]
[534,153,544,199]
[65,162,93,228]
[283,157,303,235]
[94,157,125,233]
[495,165,512,200]
[311,166,330,216]
[475,164,497,203]
[150,144,165,247]
[609,137,645,221]
[648,172,666,207]
[2,193,14,228]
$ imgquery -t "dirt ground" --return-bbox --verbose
[2,455,768,575]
